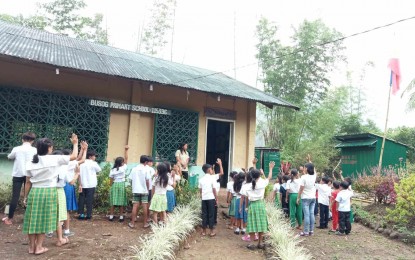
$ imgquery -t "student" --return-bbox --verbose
[210,159,224,225]
[78,150,101,220]
[297,163,317,237]
[316,176,331,229]
[199,162,219,237]
[272,175,282,208]
[108,145,129,222]
[23,135,78,255]
[280,175,290,217]
[286,169,302,229]
[166,162,180,213]
[129,155,151,228]
[344,176,355,224]
[335,181,354,235]
[3,132,37,225]
[330,181,340,232]
[233,172,246,235]
[150,163,173,224]
[175,143,190,181]
[147,156,156,204]
[244,162,274,250]
[240,172,254,242]
[226,171,237,229]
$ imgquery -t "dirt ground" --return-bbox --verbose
[2,196,415,260]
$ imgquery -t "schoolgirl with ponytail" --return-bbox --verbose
[286,169,302,229]
[242,162,275,250]
[233,172,247,235]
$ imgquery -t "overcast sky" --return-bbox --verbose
[2,0,415,128]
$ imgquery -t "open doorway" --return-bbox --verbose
[205,119,233,187]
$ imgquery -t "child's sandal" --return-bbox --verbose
[246,244,256,250]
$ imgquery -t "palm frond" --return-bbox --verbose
[401,78,415,98]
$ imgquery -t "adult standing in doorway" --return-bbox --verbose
[175,143,190,181]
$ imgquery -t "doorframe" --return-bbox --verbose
[204,117,235,179]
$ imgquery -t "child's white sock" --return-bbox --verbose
[235,228,240,232]
[109,215,114,219]
[119,216,124,219]
[242,228,246,232]
[64,229,70,234]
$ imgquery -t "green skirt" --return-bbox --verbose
[23,187,58,234]
[246,200,268,233]
[228,196,236,217]
[110,182,127,206]
[57,188,67,222]
[149,194,167,212]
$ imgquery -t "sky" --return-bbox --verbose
[1,0,415,128]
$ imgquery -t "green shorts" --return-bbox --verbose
[132,193,148,204]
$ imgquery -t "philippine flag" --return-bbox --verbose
[388,58,401,95]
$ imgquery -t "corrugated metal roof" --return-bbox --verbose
[335,139,377,148]
[335,133,410,148]
[0,21,299,110]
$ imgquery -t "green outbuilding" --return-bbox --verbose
[335,133,409,177]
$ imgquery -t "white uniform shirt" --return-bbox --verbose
[79,159,101,188]
[211,174,221,195]
[130,164,150,194]
[167,174,181,191]
[109,164,127,183]
[198,174,216,200]
[316,183,332,206]
[153,176,173,195]
[273,183,280,193]
[56,160,78,188]
[26,155,70,188]
[8,143,37,177]
[175,150,189,171]
[286,179,301,193]
[335,189,353,212]
[147,166,156,190]
[300,174,317,199]
[242,178,269,201]
[227,181,235,195]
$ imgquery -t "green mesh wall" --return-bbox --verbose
[153,109,199,164]
[0,86,110,162]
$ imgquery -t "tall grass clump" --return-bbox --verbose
[265,202,312,260]
[130,196,201,260]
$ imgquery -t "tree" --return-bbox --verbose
[0,13,47,30]
[402,78,415,111]
[140,0,177,56]
[388,126,415,163]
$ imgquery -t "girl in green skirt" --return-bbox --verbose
[150,163,173,224]
[24,135,79,255]
[286,169,302,229]
[108,145,129,222]
[272,175,282,208]
[243,162,274,250]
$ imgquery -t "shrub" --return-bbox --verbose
[0,183,12,210]
[354,168,398,204]
[175,179,198,206]
[387,174,415,224]
[93,163,112,211]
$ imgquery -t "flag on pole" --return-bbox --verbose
[388,58,401,95]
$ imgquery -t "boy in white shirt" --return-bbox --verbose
[316,176,332,229]
[210,159,224,225]
[3,132,37,225]
[78,150,101,220]
[129,155,151,228]
[335,181,354,235]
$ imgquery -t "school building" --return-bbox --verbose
[0,21,298,184]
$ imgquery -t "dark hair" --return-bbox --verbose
[157,163,169,188]
[140,155,149,164]
[344,177,353,186]
[316,177,321,183]
[22,132,36,142]
[52,150,63,155]
[248,167,254,172]
[277,174,283,185]
[86,150,96,159]
[246,172,252,183]
[147,156,154,163]
[163,161,171,172]
[333,181,340,189]
[290,168,298,183]
[32,138,54,163]
[62,149,71,155]
[233,172,245,193]
[340,181,349,190]
[250,169,260,190]
[179,143,188,154]
[282,175,290,183]
[202,164,212,173]
[322,176,330,184]
[305,163,314,175]
[229,171,237,180]
[113,157,124,170]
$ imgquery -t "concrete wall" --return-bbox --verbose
[0,58,255,172]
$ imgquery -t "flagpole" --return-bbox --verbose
[378,80,392,171]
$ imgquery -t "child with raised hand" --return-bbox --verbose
[199,162,219,237]
[108,145,129,222]
[233,172,246,235]
[150,163,173,225]
[286,169,302,229]
[24,134,79,255]
[3,132,37,225]
[240,172,253,242]
[330,181,340,232]
[244,161,274,250]
[227,171,237,230]
[335,181,353,235]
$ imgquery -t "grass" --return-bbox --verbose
[130,196,201,260]
[265,202,312,260]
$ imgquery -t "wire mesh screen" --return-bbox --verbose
[152,109,199,164]
[0,86,110,162]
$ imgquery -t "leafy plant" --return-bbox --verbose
[266,202,312,260]
[387,174,415,224]
[175,179,198,206]
[92,163,112,212]
[131,196,201,259]
[0,183,12,210]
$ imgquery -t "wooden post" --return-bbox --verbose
[378,84,392,171]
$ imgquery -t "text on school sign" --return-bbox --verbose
[89,99,171,115]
